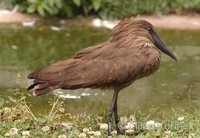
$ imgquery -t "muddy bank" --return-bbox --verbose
[136,14,200,29]
[0,10,200,29]
[0,10,39,23]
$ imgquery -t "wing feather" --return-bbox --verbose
[28,42,159,90]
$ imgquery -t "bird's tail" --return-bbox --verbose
[27,79,57,96]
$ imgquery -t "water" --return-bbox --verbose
[0,20,200,116]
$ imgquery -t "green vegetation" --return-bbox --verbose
[1,0,200,19]
[0,93,200,138]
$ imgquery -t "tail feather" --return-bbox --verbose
[33,86,55,96]
[34,83,49,90]
[27,82,41,90]
[27,79,58,96]
[27,72,37,79]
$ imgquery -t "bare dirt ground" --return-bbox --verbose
[0,10,200,30]
[0,10,39,23]
[137,14,200,30]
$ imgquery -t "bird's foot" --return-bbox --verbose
[108,122,112,136]
[116,129,121,135]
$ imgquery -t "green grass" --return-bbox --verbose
[0,91,200,138]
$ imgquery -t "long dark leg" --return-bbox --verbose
[113,89,120,134]
[108,89,120,136]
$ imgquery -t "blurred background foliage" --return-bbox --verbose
[1,0,200,19]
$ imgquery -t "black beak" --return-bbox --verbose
[151,31,177,61]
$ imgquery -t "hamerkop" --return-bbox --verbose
[27,19,176,135]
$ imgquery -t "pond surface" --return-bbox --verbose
[0,20,200,116]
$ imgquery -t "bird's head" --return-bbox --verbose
[134,20,177,61]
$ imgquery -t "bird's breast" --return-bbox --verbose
[136,47,160,80]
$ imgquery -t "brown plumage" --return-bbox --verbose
[27,19,176,135]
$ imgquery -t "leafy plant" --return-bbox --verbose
[13,0,102,17]
[0,0,15,9]
[17,0,65,16]
[2,0,200,19]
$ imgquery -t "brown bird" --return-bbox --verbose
[27,19,176,135]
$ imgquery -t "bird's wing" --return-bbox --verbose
[28,42,159,90]
[28,42,107,88]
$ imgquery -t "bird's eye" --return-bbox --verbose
[147,27,151,31]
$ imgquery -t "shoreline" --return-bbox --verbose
[0,10,200,30]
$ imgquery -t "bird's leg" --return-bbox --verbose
[108,95,114,136]
[108,89,120,136]
[113,89,120,134]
